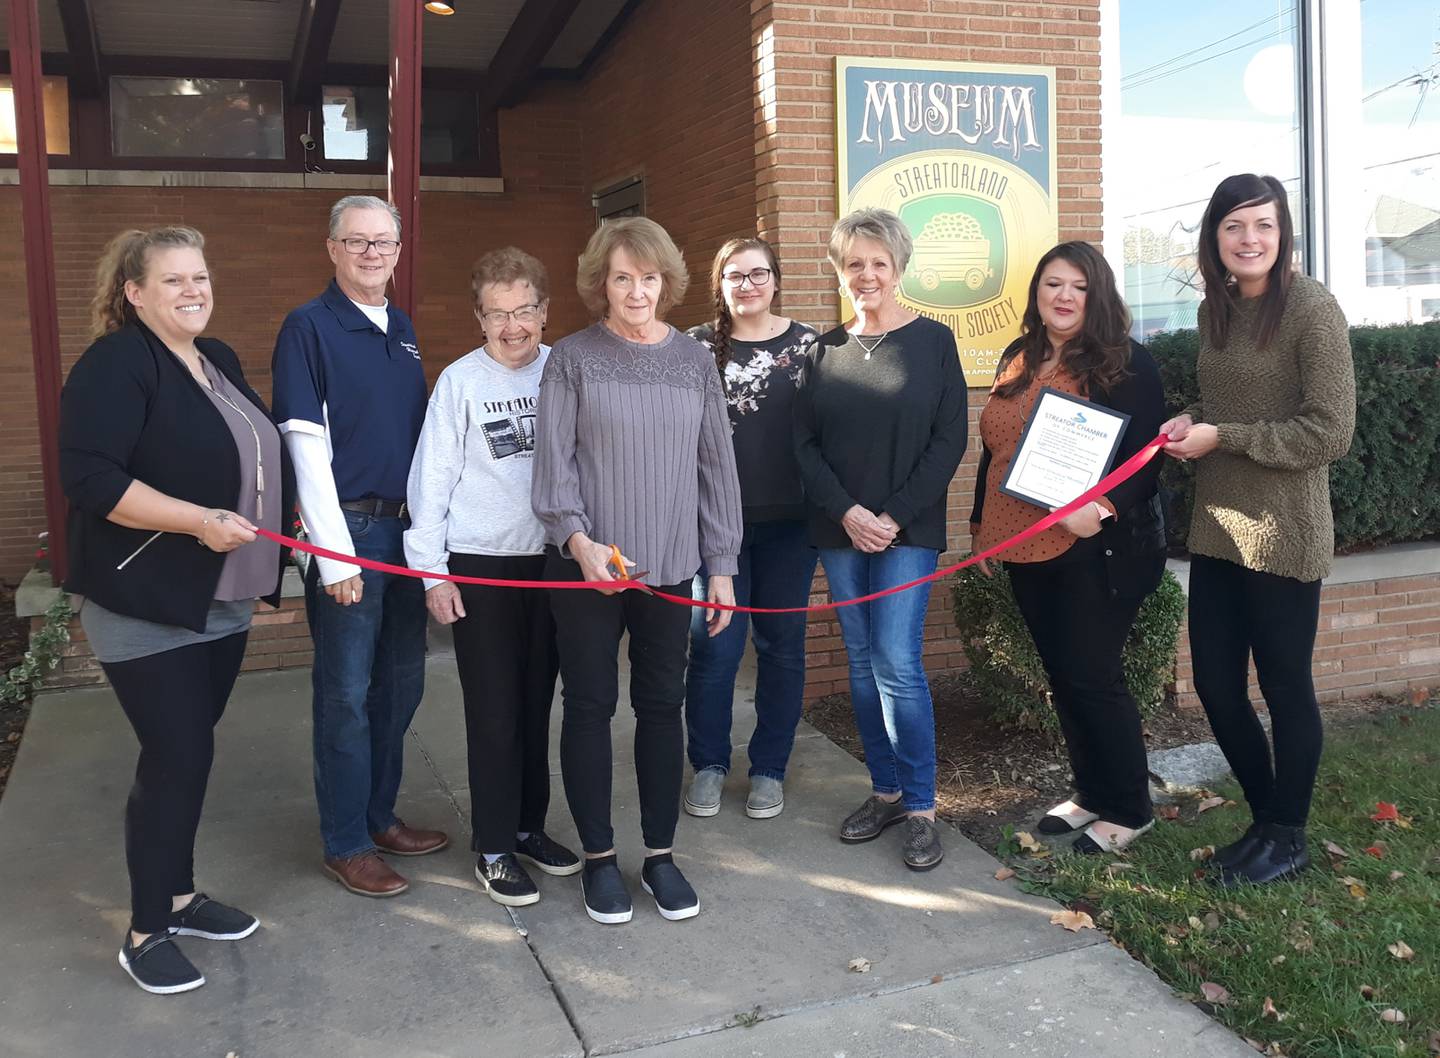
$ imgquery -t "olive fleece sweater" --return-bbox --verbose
[1183,274,1356,582]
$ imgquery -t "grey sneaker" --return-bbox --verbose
[839,795,906,843]
[684,767,726,818]
[745,776,785,819]
[902,816,944,871]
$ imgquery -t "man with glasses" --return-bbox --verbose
[271,194,447,899]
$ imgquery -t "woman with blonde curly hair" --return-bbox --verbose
[681,237,819,823]
[532,217,743,925]
[60,226,294,994]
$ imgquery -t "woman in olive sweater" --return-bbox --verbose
[1162,174,1355,886]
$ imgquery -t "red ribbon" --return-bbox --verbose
[254,434,1167,615]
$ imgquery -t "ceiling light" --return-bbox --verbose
[424,1,455,13]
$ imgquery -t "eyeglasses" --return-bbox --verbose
[721,267,773,289]
[477,304,543,327]
[334,237,401,256]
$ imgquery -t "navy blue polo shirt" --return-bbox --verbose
[271,280,427,502]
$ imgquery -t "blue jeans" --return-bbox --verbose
[685,520,818,781]
[304,511,427,859]
[820,545,938,813]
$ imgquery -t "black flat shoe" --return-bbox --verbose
[1213,820,1265,870]
[1218,823,1310,887]
[1072,820,1154,855]
[1036,799,1100,835]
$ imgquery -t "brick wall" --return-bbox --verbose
[577,0,759,328]
[1174,572,1440,710]
[750,0,1103,698]
[0,81,592,582]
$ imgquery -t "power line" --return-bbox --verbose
[1123,24,1295,93]
[1121,11,1284,86]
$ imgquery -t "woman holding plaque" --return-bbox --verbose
[970,241,1166,855]
[795,208,968,871]
[1162,174,1354,886]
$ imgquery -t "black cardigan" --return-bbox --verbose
[59,322,296,632]
[970,338,1166,598]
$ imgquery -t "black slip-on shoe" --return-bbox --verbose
[119,933,205,995]
[476,853,541,907]
[641,857,700,921]
[839,795,907,843]
[515,832,582,877]
[1036,799,1100,835]
[581,861,633,925]
[167,894,259,941]
[1219,824,1310,887]
[902,816,945,871]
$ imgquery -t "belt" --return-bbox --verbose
[339,498,407,518]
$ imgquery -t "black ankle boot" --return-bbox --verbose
[1213,820,1265,870]
[1219,823,1309,886]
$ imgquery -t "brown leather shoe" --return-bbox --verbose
[322,851,409,897]
[370,819,449,857]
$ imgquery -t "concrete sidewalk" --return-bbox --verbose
[0,640,1253,1058]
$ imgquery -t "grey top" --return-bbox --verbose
[81,597,254,664]
[200,356,283,601]
[531,322,743,586]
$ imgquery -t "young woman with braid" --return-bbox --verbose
[681,238,820,821]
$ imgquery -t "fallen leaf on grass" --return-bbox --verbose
[1389,870,1406,882]
[1380,1008,1407,1024]
[1050,909,1095,932]
[1199,981,1231,1005]
[1388,940,1416,961]
[1373,801,1400,822]
[1103,861,1135,877]
[1270,954,1286,965]
[994,867,1015,881]
[1365,843,1388,859]
[1188,915,1205,931]
[1427,1028,1440,1055]
[1197,796,1227,813]
[1190,845,1215,862]
[1323,839,1349,858]
[1014,831,1047,855]
[847,957,871,973]
[1262,996,1288,1022]
[1360,984,1376,999]
[1204,911,1221,931]
[1339,875,1369,900]
[1158,805,1181,820]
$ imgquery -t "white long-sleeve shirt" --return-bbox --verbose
[404,346,549,589]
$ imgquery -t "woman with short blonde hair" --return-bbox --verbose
[575,217,689,317]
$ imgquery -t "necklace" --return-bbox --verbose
[855,332,888,360]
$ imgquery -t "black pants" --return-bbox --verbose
[449,553,559,854]
[102,631,248,934]
[1008,549,1160,829]
[1188,554,1323,828]
[545,548,690,854]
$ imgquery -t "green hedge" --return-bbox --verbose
[1151,321,1440,551]
[951,566,1187,734]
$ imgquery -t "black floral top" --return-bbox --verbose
[688,319,818,523]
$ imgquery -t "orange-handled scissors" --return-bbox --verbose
[607,544,648,583]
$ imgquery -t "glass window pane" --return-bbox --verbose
[1116,3,1304,337]
[1359,0,1440,322]
[322,85,479,165]
[0,76,71,155]
[110,77,285,159]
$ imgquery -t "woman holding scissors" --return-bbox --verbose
[532,218,743,925]
[970,241,1166,854]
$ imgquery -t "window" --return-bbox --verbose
[110,77,285,160]
[1356,0,1440,323]
[594,177,644,222]
[321,85,480,165]
[0,76,70,155]
[1114,3,1304,337]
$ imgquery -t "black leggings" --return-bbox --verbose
[545,549,690,855]
[102,632,248,934]
[449,553,559,854]
[1008,550,1159,829]
[1188,555,1323,828]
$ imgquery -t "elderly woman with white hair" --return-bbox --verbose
[794,207,968,871]
[532,217,743,926]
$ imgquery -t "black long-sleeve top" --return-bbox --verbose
[794,316,969,551]
[60,322,295,631]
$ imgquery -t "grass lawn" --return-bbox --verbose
[1012,706,1440,1058]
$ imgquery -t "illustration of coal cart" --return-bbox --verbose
[909,211,994,292]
